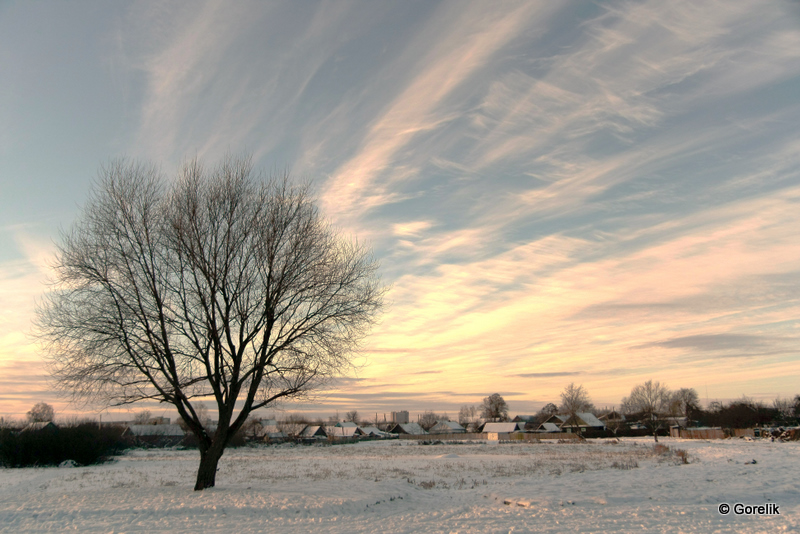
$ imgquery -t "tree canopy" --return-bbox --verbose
[37,155,384,489]
[559,383,593,415]
[621,380,671,441]
[27,402,55,423]
[481,393,509,422]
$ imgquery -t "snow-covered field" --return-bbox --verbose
[1,437,797,533]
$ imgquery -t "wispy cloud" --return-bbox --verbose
[3,0,799,418]
[392,220,435,238]
[319,2,555,227]
[357,184,800,405]
[516,372,582,379]
[637,334,791,352]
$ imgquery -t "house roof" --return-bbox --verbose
[328,426,363,438]
[512,415,537,423]
[430,420,466,432]
[359,426,387,436]
[559,412,606,429]
[390,422,427,435]
[576,412,605,427]
[541,414,568,424]
[257,420,286,438]
[23,421,57,432]
[335,421,358,428]
[539,422,561,432]
[299,425,327,437]
[482,422,521,433]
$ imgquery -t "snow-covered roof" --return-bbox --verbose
[539,422,561,432]
[22,421,58,432]
[262,424,282,434]
[541,414,569,425]
[576,412,605,428]
[359,426,387,437]
[125,424,185,437]
[512,415,537,423]
[299,425,327,437]
[557,412,605,429]
[392,422,427,435]
[430,421,466,433]
[259,420,286,438]
[328,426,363,438]
[482,422,521,433]
[335,421,358,428]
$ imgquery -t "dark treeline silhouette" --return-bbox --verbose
[0,422,126,467]
[692,398,797,430]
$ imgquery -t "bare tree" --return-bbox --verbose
[418,410,438,430]
[481,393,509,422]
[132,410,152,425]
[344,410,360,424]
[241,416,264,442]
[458,405,477,428]
[621,380,671,442]
[278,413,309,437]
[669,388,700,422]
[559,383,594,434]
[27,402,55,423]
[37,155,384,490]
[773,396,794,425]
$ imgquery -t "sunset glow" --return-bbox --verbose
[1,1,799,421]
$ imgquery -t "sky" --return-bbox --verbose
[2,0,800,422]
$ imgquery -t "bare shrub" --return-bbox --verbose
[653,443,690,464]
[611,459,639,470]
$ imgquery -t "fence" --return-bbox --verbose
[398,432,484,441]
[670,427,725,439]
[398,432,582,442]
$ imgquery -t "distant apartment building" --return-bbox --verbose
[391,410,409,424]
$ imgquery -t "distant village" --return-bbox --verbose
[89,409,620,448]
[45,398,800,448]
[107,406,799,448]
[6,386,800,449]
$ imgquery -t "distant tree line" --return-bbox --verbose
[692,396,799,430]
[5,387,797,467]
[272,388,800,437]
[0,421,126,468]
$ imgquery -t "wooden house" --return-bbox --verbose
[387,422,427,435]
[429,421,466,433]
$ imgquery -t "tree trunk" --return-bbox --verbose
[195,443,225,491]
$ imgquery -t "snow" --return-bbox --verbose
[125,424,185,437]
[1,437,798,532]
[482,422,521,433]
